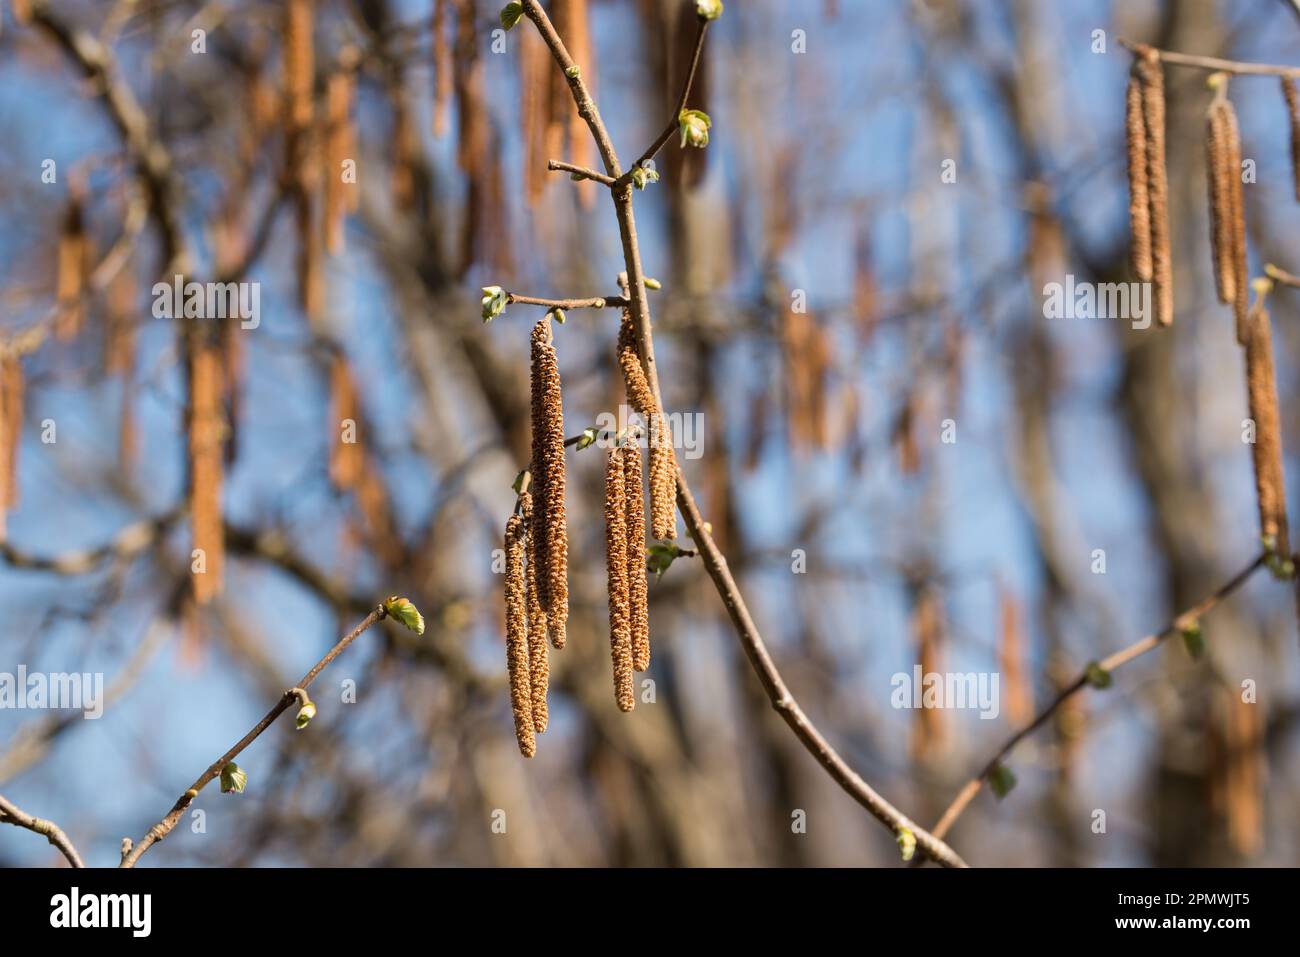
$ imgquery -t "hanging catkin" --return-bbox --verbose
[324,65,355,255]
[328,352,363,490]
[520,491,549,733]
[1211,80,1251,344]
[605,447,634,712]
[55,190,87,342]
[617,312,676,540]
[432,0,451,138]
[1205,77,1238,306]
[2,357,24,511]
[503,513,536,757]
[624,439,650,672]
[284,0,314,145]
[189,339,225,604]
[1283,76,1300,202]
[530,317,568,648]
[1243,284,1289,559]
[1136,47,1173,326]
[1125,64,1152,282]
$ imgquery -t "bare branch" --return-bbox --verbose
[0,793,85,868]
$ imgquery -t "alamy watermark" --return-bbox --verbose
[1044,274,1151,330]
[152,274,260,329]
[0,666,104,719]
[595,404,704,460]
[890,666,1000,720]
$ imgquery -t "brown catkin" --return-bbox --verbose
[2,357,24,510]
[520,492,550,733]
[1137,49,1173,326]
[1213,89,1251,344]
[432,0,451,138]
[530,318,568,648]
[55,190,87,342]
[617,313,676,540]
[1206,84,1236,305]
[189,340,225,604]
[605,447,634,712]
[1125,67,1152,282]
[1283,77,1300,202]
[623,440,650,672]
[284,0,314,137]
[328,353,363,490]
[504,514,536,757]
[1243,293,1289,558]
[324,66,355,255]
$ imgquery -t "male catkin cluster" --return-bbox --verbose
[503,513,536,757]
[1126,47,1173,326]
[1242,287,1289,560]
[623,440,651,673]
[617,312,677,540]
[189,340,226,605]
[0,356,24,542]
[605,447,635,712]
[1205,76,1248,342]
[530,317,569,648]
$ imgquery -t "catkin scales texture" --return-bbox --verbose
[530,318,569,648]
[1206,92,1238,306]
[504,514,536,757]
[1244,308,1289,559]
[605,448,634,712]
[624,441,650,673]
[1125,70,1152,282]
[1284,77,1300,202]
[521,492,550,734]
[189,342,225,604]
[1137,50,1173,326]
[618,313,677,540]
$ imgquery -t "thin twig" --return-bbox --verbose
[119,606,388,867]
[621,17,710,183]
[506,292,628,311]
[519,0,967,868]
[929,552,1268,843]
[547,159,617,186]
[1265,263,1300,289]
[1119,38,1300,78]
[0,793,85,868]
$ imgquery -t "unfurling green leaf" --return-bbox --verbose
[384,596,426,636]
[575,427,599,451]
[631,165,660,190]
[295,699,317,730]
[696,0,724,20]
[647,541,686,581]
[1084,661,1112,690]
[678,109,712,149]
[220,762,248,795]
[896,827,916,862]
[987,763,1017,799]
[481,286,508,323]
[565,64,581,79]
[500,2,524,30]
[548,307,566,325]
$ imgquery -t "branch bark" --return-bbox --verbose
[0,793,85,868]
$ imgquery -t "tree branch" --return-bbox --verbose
[928,551,1268,844]
[519,0,967,868]
[620,16,710,183]
[506,292,629,311]
[1119,37,1300,78]
[119,605,389,867]
[0,793,85,868]
[547,159,617,186]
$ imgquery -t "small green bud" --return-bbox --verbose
[512,469,531,495]
[1084,661,1112,689]
[631,165,660,190]
[565,64,581,79]
[295,700,317,730]
[987,763,1016,799]
[1180,619,1205,660]
[696,0,724,20]
[220,762,248,795]
[384,596,426,636]
[481,286,508,323]
[678,109,712,149]
[548,307,566,325]
[500,2,524,30]
[896,827,916,862]
[575,427,599,451]
[644,277,662,290]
